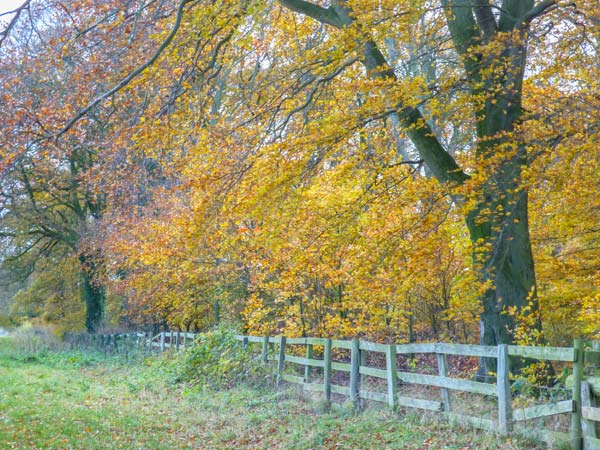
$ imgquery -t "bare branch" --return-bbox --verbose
[0,0,31,49]
[55,0,193,140]
[496,0,558,31]
[520,0,559,27]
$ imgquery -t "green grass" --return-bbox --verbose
[0,337,543,449]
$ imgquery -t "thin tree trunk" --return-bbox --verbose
[214,297,220,326]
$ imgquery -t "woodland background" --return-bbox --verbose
[0,0,598,350]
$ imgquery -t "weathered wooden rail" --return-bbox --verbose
[148,331,197,351]
[64,332,148,353]
[65,331,600,450]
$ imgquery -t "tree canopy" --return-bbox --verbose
[0,0,598,348]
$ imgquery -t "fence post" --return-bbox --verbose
[175,332,180,351]
[360,345,366,388]
[277,336,286,386]
[262,335,269,364]
[350,337,360,408]
[305,342,313,383]
[582,381,597,440]
[125,334,130,358]
[571,338,584,450]
[242,336,249,350]
[497,344,512,434]
[385,344,398,409]
[169,331,174,350]
[437,351,452,412]
[324,338,332,404]
[160,332,165,352]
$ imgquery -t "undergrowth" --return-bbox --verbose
[174,326,274,390]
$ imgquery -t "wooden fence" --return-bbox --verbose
[233,335,600,450]
[64,331,197,353]
[65,331,600,450]
[65,332,147,353]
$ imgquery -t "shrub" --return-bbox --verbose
[177,326,273,390]
[12,323,61,353]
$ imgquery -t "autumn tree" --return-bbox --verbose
[0,0,173,331]
[262,0,597,356]
[0,143,106,331]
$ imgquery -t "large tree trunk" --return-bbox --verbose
[468,184,541,377]
[80,253,105,333]
[441,1,547,372]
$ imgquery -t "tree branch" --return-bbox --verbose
[276,0,344,28]
[0,0,31,49]
[441,0,480,57]
[470,0,497,41]
[498,0,534,31]
[520,0,559,27]
[55,0,193,140]
[279,1,469,186]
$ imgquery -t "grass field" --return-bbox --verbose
[0,337,542,449]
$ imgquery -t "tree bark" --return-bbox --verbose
[80,253,105,333]
[468,185,540,376]
[445,0,546,375]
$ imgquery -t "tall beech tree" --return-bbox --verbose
[0,146,106,332]
[0,0,168,331]
[107,0,595,353]
[266,0,581,357]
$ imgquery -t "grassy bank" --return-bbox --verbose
[0,337,541,449]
